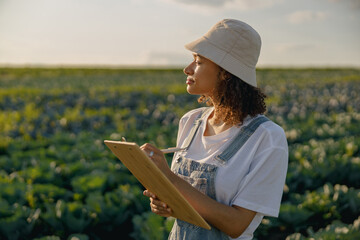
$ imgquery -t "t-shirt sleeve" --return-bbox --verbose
[231,131,288,217]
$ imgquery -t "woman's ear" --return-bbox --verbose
[220,69,230,81]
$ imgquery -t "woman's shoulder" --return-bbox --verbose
[256,116,288,150]
[260,117,285,135]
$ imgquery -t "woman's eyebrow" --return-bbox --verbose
[192,53,203,59]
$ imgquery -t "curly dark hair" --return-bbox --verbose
[198,69,267,126]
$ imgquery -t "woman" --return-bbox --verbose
[141,19,288,239]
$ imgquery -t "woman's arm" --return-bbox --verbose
[141,143,256,238]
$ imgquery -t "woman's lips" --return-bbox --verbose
[186,78,195,85]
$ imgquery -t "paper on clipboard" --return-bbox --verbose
[104,140,211,230]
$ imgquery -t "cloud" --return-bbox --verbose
[169,0,231,7]
[287,10,328,24]
[328,0,360,10]
[159,0,283,11]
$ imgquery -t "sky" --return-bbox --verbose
[0,0,359,67]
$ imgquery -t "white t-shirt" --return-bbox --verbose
[171,107,288,240]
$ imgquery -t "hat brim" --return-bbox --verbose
[185,36,257,87]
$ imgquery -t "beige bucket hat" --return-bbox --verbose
[185,19,261,87]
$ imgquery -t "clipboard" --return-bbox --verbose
[104,140,211,230]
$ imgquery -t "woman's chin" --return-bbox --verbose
[186,86,196,95]
[186,88,200,95]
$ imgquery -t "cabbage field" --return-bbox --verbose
[0,67,359,240]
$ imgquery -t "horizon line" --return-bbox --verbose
[0,63,359,70]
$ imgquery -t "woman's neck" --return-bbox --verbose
[204,108,233,136]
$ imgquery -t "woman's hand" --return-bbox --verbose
[140,143,172,178]
[143,190,172,217]
[140,143,174,217]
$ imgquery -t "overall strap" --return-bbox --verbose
[214,116,270,165]
[181,107,212,150]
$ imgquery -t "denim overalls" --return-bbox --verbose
[169,108,269,240]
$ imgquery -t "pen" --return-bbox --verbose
[160,147,186,154]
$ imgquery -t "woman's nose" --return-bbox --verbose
[183,62,194,75]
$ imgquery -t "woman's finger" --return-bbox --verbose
[151,197,168,209]
[140,143,161,157]
[140,144,171,177]
[143,190,156,198]
[143,190,172,216]
[150,198,172,214]
[150,202,172,216]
